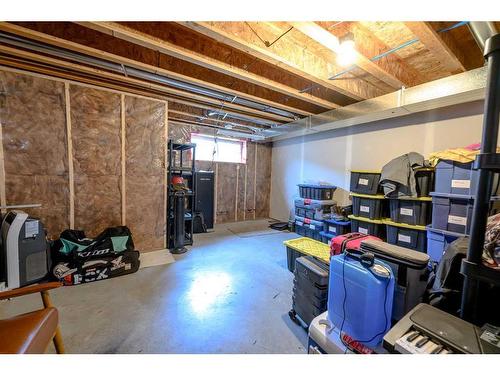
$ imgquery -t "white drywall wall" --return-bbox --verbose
[270,100,490,221]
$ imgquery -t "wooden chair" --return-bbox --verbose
[0,282,65,354]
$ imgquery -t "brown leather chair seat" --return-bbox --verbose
[0,307,59,354]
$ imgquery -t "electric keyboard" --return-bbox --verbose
[383,303,500,354]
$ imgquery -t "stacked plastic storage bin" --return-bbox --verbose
[348,171,387,239]
[427,160,499,263]
[384,168,435,253]
[294,184,336,241]
[320,219,351,246]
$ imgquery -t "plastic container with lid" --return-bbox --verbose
[351,193,387,220]
[328,253,394,349]
[350,170,382,195]
[298,184,337,200]
[323,219,351,236]
[388,197,432,226]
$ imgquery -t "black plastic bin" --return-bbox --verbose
[351,194,386,220]
[323,219,351,236]
[385,222,427,252]
[389,198,432,226]
[414,167,435,197]
[350,170,382,195]
[349,215,386,239]
[286,247,302,272]
[298,184,337,200]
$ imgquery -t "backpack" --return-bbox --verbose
[193,212,207,234]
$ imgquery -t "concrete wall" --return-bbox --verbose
[270,100,489,221]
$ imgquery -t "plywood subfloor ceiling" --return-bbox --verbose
[0,21,490,137]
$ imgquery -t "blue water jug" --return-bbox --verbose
[328,253,394,349]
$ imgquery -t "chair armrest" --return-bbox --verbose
[0,282,62,300]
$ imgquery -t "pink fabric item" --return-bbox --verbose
[464,143,481,151]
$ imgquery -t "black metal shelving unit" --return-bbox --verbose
[460,33,500,323]
[166,140,196,253]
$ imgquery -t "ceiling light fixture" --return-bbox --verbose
[337,32,357,67]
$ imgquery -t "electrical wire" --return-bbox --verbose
[244,22,294,48]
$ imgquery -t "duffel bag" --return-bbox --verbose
[53,250,140,286]
[51,226,135,264]
[330,233,382,256]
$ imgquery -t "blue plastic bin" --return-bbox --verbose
[426,226,465,263]
[319,231,335,246]
[323,219,351,236]
[328,253,394,349]
[434,160,479,196]
[431,193,474,235]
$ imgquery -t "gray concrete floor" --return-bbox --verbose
[0,220,308,354]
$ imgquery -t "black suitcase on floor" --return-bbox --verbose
[289,256,329,327]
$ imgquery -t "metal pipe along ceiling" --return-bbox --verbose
[0,31,301,121]
[468,22,499,51]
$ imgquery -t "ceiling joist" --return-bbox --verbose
[0,43,291,124]
[290,21,410,90]
[405,22,467,74]
[0,22,314,118]
[179,21,385,102]
[77,21,340,110]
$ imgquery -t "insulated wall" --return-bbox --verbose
[168,122,272,223]
[125,96,167,251]
[70,86,122,236]
[0,68,168,252]
[0,71,70,236]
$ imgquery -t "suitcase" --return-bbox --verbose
[330,232,382,256]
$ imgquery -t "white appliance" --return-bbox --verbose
[0,210,49,290]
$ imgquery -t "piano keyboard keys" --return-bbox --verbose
[406,331,420,342]
[395,330,452,354]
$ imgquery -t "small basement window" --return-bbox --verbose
[191,133,247,164]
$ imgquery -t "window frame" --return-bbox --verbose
[190,132,247,164]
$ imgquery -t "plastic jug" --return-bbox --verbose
[328,253,394,349]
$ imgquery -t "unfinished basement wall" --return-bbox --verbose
[0,68,168,252]
[270,100,491,221]
[168,122,272,223]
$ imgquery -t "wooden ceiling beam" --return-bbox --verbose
[404,22,466,74]
[0,43,291,124]
[319,21,428,87]
[0,51,285,129]
[77,21,340,110]
[290,22,409,90]
[0,22,313,118]
[179,21,384,101]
